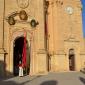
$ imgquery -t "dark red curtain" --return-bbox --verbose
[45,13,48,38]
[45,20,47,36]
[22,32,26,67]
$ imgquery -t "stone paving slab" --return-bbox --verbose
[0,72,85,85]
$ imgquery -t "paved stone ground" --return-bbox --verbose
[0,72,85,85]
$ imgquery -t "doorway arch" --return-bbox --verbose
[69,49,75,71]
[9,29,33,76]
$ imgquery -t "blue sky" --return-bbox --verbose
[81,0,85,37]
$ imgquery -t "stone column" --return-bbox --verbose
[0,0,4,49]
[36,0,47,74]
[47,0,54,53]
[30,0,47,75]
[0,0,5,76]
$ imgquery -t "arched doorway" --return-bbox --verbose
[69,49,75,71]
[13,36,30,76]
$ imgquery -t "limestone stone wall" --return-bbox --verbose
[47,0,85,72]
[3,0,47,75]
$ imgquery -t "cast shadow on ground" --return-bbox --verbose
[0,80,19,85]
[79,77,85,85]
[0,75,42,85]
[40,80,58,85]
[0,78,30,85]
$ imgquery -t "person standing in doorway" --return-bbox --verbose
[18,60,23,77]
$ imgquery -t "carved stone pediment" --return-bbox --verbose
[64,37,80,42]
[16,0,29,9]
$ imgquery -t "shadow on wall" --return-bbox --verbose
[0,60,13,79]
[0,60,6,78]
[0,61,19,85]
[79,77,85,85]
[40,80,58,85]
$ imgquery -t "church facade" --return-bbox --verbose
[0,0,85,76]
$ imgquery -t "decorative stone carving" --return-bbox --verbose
[17,0,29,9]
[19,10,28,20]
[6,10,39,27]
[8,17,15,25]
[30,19,39,28]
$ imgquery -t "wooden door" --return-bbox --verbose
[69,55,75,71]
